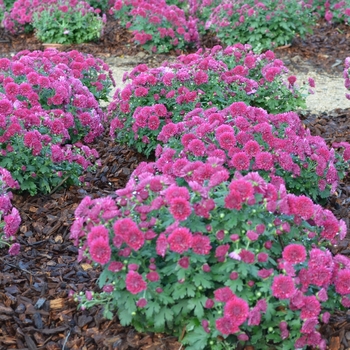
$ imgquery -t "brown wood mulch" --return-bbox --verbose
[1,15,350,350]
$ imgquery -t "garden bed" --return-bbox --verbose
[1,13,350,350]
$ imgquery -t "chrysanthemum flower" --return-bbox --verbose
[125,271,147,294]
[282,244,307,264]
[271,275,295,299]
[89,237,111,265]
[224,296,249,326]
[214,287,235,302]
[168,227,192,254]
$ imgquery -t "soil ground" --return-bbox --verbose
[1,16,350,350]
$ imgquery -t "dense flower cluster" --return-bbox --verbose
[109,44,310,156]
[309,0,350,24]
[111,0,199,53]
[0,51,106,144]
[0,50,104,194]
[156,101,350,201]
[71,156,348,349]
[11,49,115,103]
[2,0,102,35]
[0,167,21,256]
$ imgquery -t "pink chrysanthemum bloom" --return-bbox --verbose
[214,286,235,302]
[230,102,247,117]
[254,152,273,171]
[216,316,239,335]
[108,261,124,272]
[247,309,261,326]
[271,275,295,299]
[257,268,274,279]
[124,227,145,251]
[4,207,21,238]
[192,235,211,255]
[218,132,236,150]
[239,249,255,264]
[257,252,268,263]
[113,218,138,237]
[146,271,159,282]
[149,177,163,192]
[229,179,254,200]
[224,190,242,210]
[8,243,20,256]
[168,227,192,254]
[156,233,168,257]
[230,151,250,171]
[301,317,318,334]
[335,269,350,295]
[243,140,260,157]
[215,244,230,258]
[282,244,307,264]
[169,197,192,221]
[208,169,229,187]
[87,225,109,246]
[136,298,148,308]
[308,266,332,287]
[187,139,206,157]
[178,256,190,269]
[125,271,147,294]
[300,295,321,319]
[291,195,314,220]
[89,237,111,265]
[224,296,249,326]
[165,185,190,202]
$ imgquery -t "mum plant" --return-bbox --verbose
[0,167,21,256]
[32,0,105,45]
[11,49,115,103]
[0,54,105,144]
[109,45,310,156]
[111,0,199,53]
[71,158,349,350]
[309,0,350,23]
[2,0,56,34]
[0,98,99,195]
[206,0,315,51]
[155,102,350,202]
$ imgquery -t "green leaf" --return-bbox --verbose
[154,306,174,331]
[187,296,206,319]
[182,326,210,350]
[145,300,161,319]
[118,308,133,326]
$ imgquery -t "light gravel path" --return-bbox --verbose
[104,54,350,114]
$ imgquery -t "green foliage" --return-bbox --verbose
[207,0,315,51]
[32,5,103,44]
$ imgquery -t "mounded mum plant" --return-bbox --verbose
[0,103,99,195]
[0,167,21,256]
[71,158,349,350]
[155,102,350,202]
[108,44,311,156]
[11,49,115,103]
[0,54,105,144]
[111,0,199,53]
[205,0,315,51]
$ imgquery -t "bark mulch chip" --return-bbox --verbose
[1,17,350,350]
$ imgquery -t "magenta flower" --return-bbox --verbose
[192,235,211,255]
[335,269,350,295]
[89,237,111,265]
[216,316,239,335]
[168,227,192,254]
[271,275,295,299]
[125,271,147,294]
[224,297,249,326]
[169,197,192,221]
[214,287,235,302]
[282,244,307,264]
